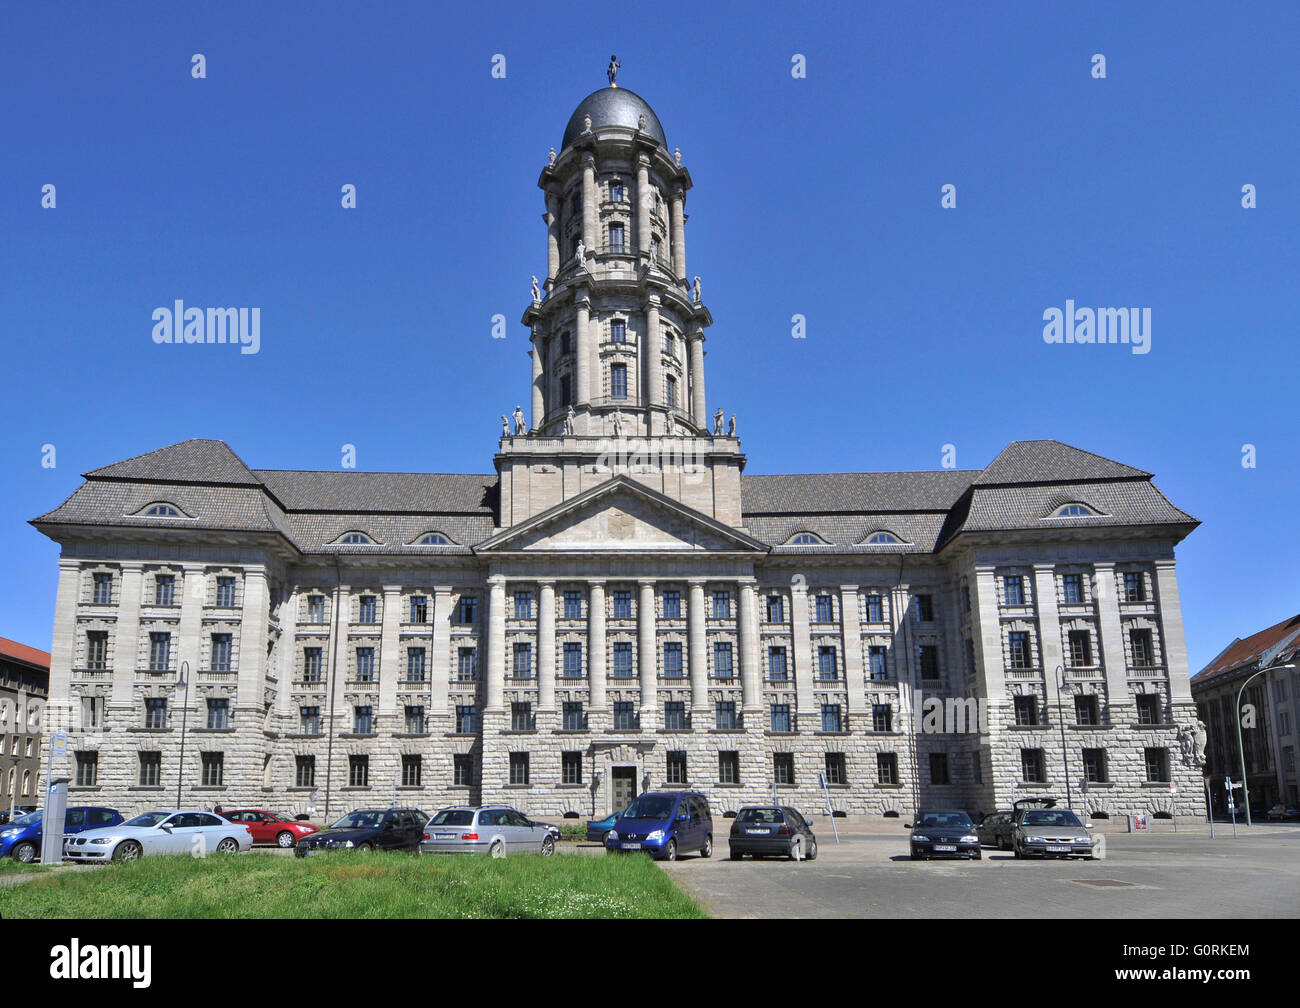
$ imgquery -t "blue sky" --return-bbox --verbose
[2,0,1296,673]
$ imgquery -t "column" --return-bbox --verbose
[485,576,506,712]
[670,186,686,281]
[378,584,402,721]
[588,581,607,711]
[636,154,652,254]
[275,585,298,720]
[545,190,561,281]
[688,581,708,712]
[581,154,597,252]
[839,584,866,716]
[738,580,761,713]
[236,567,268,715]
[326,583,350,745]
[538,582,556,712]
[791,577,815,716]
[644,295,662,411]
[638,580,657,729]
[1154,559,1192,702]
[430,587,452,715]
[689,328,707,429]
[971,567,1005,705]
[575,294,592,406]
[1093,563,1130,710]
[110,563,144,709]
[48,560,80,731]
[530,337,544,427]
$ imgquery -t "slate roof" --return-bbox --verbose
[32,438,1197,555]
[1191,614,1300,689]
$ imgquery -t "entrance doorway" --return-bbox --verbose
[612,766,637,814]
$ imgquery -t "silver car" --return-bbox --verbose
[1012,806,1096,859]
[63,809,254,862]
[420,805,558,857]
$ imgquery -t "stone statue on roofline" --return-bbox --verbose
[713,407,724,435]
[607,55,621,87]
[548,147,556,166]
[693,276,702,303]
[513,405,528,436]
[531,276,540,302]
[564,405,576,435]
[728,414,736,437]
[501,415,510,439]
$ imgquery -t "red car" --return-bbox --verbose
[220,809,318,848]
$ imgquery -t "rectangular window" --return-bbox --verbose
[453,754,474,787]
[820,704,842,733]
[767,646,788,681]
[86,631,108,670]
[300,706,321,735]
[965,639,977,678]
[513,591,532,619]
[358,595,377,624]
[405,705,425,734]
[666,751,688,785]
[872,703,892,732]
[295,755,316,788]
[75,751,98,787]
[154,574,175,606]
[144,697,167,730]
[1130,629,1155,668]
[613,702,637,731]
[663,702,686,731]
[818,645,838,680]
[1074,695,1100,726]
[1014,695,1039,726]
[610,318,626,343]
[348,755,369,787]
[307,595,326,623]
[401,755,422,788]
[410,595,429,623]
[666,373,677,406]
[713,641,734,680]
[610,363,628,399]
[563,641,583,677]
[511,702,533,732]
[216,576,237,608]
[562,702,585,732]
[718,751,740,785]
[773,753,795,786]
[139,751,162,787]
[1083,748,1108,783]
[864,593,884,623]
[929,752,950,785]
[458,647,477,681]
[206,697,230,730]
[1007,632,1033,670]
[1067,630,1093,667]
[201,752,224,787]
[563,591,583,619]
[1136,693,1162,725]
[608,222,625,252]
[455,705,477,734]
[303,647,323,682]
[148,632,171,671]
[868,645,888,680]
[663,641,683,677]
[877,752,899,785]
[81,695,102,730]
[512,642,533,678]
[913,595,935,622]
[814,594,835,623]
[562,751,583,785]
[92,572,113,605]
[715,701,738,731]
[766,595,784,623]
[210,634,232,672]
[770,704,792,734]
[1144,747,1170,782]
[662,591,681,619]
[407,647,427,681]
[559,373,572,406]
[712,591,732,618]
[1062,574,1084,605]
[1021,748,1046,784]
[1003,575,1024,606]
[355,647,376,682]
[456,596,478,624]
[612,590,632,618]
[612,641,634,677]
[353,706,374,735]
[1123,572,1146,603]
[609,180,624,202]
[917,645,939,679]
[824,752,846,786]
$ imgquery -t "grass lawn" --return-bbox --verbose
[0,851,705,919]
[0,859,51,875]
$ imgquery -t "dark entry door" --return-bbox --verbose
[612,766,637,813]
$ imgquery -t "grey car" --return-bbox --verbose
[420,805,558,857]
[1013,806,1096,859]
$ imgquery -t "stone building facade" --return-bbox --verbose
[33,80,1205,823]
[0,638,50,817]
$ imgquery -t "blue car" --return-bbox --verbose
[605,790,713,861]
[0,806,124,864]
[585,807,627,843]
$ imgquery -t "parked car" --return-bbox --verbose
[295,808,426,857]
[605,790,713,861]
[220,808,319,848]
[727,805,816,861]
[975,810,1016,850]
[421,806,558,857]
[1012,805,1096,859]
[586,807,627,844]
[63,810,253,862]
[1265,804,1300,822]
[905,810,981,860]
[2,806,124,863]
[0,806,37,825]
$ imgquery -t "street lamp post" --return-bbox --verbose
[1235,660,1296,827]
[175,661,191,808]
[1054,664,1074,811]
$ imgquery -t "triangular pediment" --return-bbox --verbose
[476,476,767,554]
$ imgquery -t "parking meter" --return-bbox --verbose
[41,776,72,865]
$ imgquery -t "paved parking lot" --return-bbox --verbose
[648,822,1300,918]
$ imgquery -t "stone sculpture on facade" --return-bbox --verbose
[531,276,540,302]
[548,147,556,166]
[513,405,528,436]
[501,415,510,439]
[674,147,682,166]
[575,239,585,265]
[713,407,724,435]
[728,414,737,437]
[693,276,702,303]
[564,405,576,434]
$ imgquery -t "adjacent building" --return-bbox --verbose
[32,76,1205,823]
[0,637,50,816]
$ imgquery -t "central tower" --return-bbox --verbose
[498,70,743,529]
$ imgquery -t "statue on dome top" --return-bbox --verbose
[607,55,621,87]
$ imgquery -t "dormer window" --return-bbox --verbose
[138,503,183,517]
[336,532,375,545]
[414,532,454,546]
[863,531,904,545]
[1048,503,1102,518]
[788,532,826,545]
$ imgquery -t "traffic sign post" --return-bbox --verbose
[1225,777,1239,838]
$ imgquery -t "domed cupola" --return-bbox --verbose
[562,86,668,152]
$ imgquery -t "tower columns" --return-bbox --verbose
[689,326,707,429]
[636,154,652,255]
[670,187,686,281]
[644,295,663,417]
[581,155,597,252]
[545,191,561,282]
[575,293,592,409]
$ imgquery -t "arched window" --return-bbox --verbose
[138,502,183,517]
[335,532,375,545]
[863,531,903,545]
[787,532,826,545]
[414,532,454,546]
[1048,502,1102,518]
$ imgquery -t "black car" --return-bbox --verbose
[906,809,981,860]
[728,806,817,861]
[294,807,427,857]
[975,810,1015,850]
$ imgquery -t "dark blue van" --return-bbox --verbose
[604,790,712,861]
[0,806,124,863]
